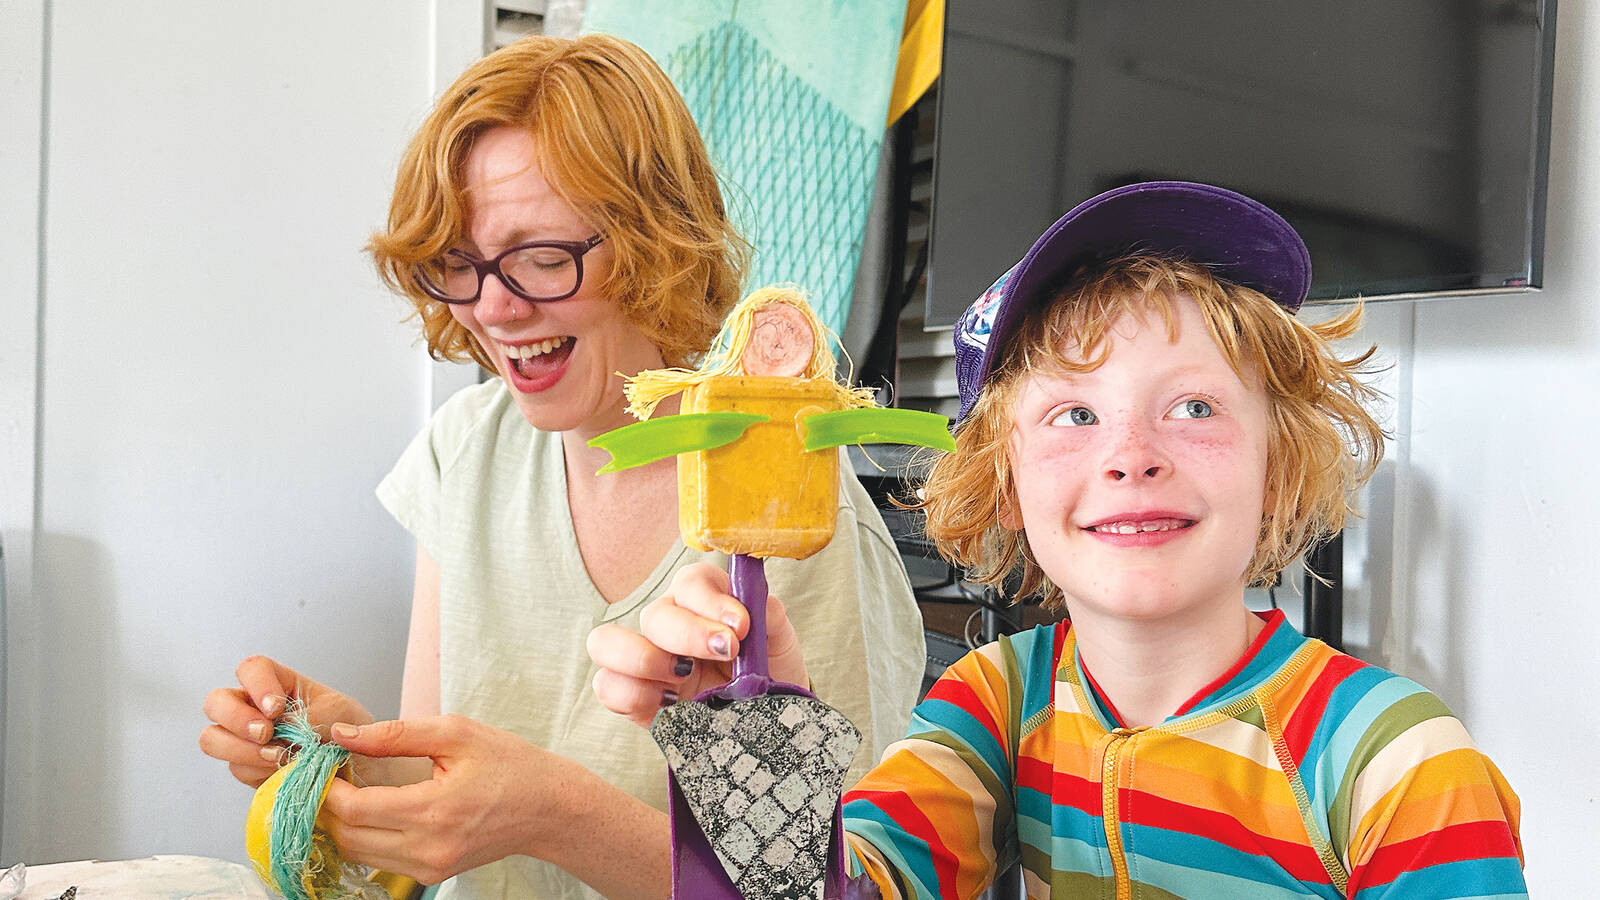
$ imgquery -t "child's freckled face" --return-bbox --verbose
[1004,294,1271,624]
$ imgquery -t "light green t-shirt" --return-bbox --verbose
[376,379,925,900]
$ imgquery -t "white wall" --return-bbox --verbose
[1,1,452,864]
[1399,0,1600,883]
[1335,3,1599,893]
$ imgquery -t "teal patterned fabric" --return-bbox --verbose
[583,1,906,339]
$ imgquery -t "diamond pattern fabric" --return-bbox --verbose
[652,694,861,900]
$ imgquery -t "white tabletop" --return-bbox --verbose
[10,855,273,900]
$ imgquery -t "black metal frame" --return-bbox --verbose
[1302,533,1345,650]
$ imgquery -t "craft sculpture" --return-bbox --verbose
[590,285,953,900]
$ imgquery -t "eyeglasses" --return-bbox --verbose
[413,234,605,304]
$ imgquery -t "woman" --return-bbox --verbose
[198,33,924,900]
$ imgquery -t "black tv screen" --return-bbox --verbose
[925,0,1558,328]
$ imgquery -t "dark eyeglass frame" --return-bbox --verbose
[413,233,606,304]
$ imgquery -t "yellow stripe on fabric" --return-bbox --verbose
[1015,712,1057,776]
[961,639,1013,707]
[1359,775,1516,852]
[1347,745,1511,867]
[845,833,908,900]
[1128,738,1308,837]
[1345,714,1475,837]
[905,732,1007,873]
[886,0,942,125]
[1329,690,1455,851]
[1050,711,1106,775]
[895,748,997,898]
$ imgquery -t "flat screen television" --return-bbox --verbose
[924,0,1558,328]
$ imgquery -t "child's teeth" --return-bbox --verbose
[1096,519,1183,534]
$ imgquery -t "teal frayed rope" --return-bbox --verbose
[266,702,351,900]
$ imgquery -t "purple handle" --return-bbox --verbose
[728,553,769,693]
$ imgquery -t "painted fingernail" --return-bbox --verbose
[260,745,285,765]
[331,723,359,739]
[260,695,284,718]
[660,690,679,707]
[673,656,694,677]
[708,632,731,658]
[720,612,740,630]
[248,721,269,742]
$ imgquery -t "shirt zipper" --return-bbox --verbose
[1100,727,1138,899]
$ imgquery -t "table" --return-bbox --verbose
[10,855,274,900]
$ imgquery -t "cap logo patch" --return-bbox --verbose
[956,265,1016,353]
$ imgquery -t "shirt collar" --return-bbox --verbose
[1063,609,1304,729]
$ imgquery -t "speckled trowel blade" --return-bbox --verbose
[652,694,861,900]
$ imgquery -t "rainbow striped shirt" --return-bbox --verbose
[843,610,1524,898]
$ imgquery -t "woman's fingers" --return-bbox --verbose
[322,777,430,828]
[226,760,276,787]
[202,686,277,744]
[233,655,301,719]
[316,782,422,876]
[199,722,274,768]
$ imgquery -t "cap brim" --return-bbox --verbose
[982,181,1311,386]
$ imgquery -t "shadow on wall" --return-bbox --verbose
[24,533,115,862]
[1340,457,1397,667]
[1387,466,1472,723]
[1342,456,1481,727]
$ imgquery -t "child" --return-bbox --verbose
[588,181,1526,898]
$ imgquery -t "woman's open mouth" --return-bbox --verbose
[498,336,574,391]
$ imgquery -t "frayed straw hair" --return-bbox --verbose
[623,284,877,420]
[367,33,749,370]
[912,255,1386,612]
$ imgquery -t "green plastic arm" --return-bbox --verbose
[800,408,956,452]
[588,411,770,474]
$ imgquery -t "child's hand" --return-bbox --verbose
[588,562,810,727]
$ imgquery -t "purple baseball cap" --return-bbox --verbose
[952,181,1311,420]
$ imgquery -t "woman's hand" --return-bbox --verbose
[198,656,376,787]
[321,715,668,893]
[586,562,810,727]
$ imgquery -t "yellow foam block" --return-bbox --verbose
[680,375,841,559]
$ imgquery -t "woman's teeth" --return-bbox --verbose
[1090,519,1190,534]
[501,336,567,359]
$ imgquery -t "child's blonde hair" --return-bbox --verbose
[913,254,1386,611]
